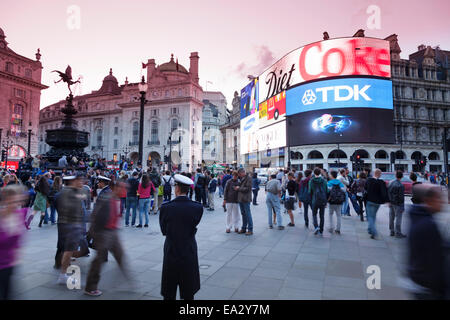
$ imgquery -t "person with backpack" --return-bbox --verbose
[162,171,175,202]
[48,176,63,225]
[364,169,390,239]
[194,169,207,207]
[410,172,422,205]
[265,171,283,230]
[252,172,261,206]
[308,168,328,236]
[149,168,161,214]
[327,171,346,234]
[352,172,367,221]
[338,169,350,216]
[298,169,313,228]
[388,170,407,238]
[207,174,218,211]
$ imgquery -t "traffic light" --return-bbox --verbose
[356,154,361,161]
[421,156,427,166]
[1,150,6,162]
[350,155,354,162]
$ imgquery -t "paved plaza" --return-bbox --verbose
[10,192,450,300]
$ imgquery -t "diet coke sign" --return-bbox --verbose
[259,37,391,101]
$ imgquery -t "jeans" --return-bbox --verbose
[120,198,126,215]
[151,190,159,213]
[266,193,282,227]
[239,202,253,232]
[366,201,381,236]
[207,191,215,209]
[125,196,138,226]
[302,201,312,226]
[356,195,366,221]
[50,205,57,224]
[219,185,224,197]
[252,189,259,204]
[389,204,404,235]
[341,192,349,216]
[195,187,207,206]
[138,198,150,225]
[312,205,325,232]
[328,204,342,232]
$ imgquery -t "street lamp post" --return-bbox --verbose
[27,129,32,156]
[137,76,148,168]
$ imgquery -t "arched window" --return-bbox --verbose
[411,151,422,160]
[307,150,324,159]
[428,152,440,161]
[354,149,369,158]
[328,149,347,159]
[375,150,388,159]
[132,121,139,144]
[151,120,158,142]
[395,150,406,160]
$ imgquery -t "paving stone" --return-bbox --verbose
[225,255,263,270]
[277,286,322,300]
[326,259,364,279]
[322,285,368,300]
[203,267,252,289]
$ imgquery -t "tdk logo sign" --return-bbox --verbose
[302,85,371,105]
[286,78,393,116]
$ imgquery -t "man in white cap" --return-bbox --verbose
[159,173,203,300]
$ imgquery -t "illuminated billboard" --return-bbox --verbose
[240,79,259,120]
[259,91,286,128]
[259,37,390,102]
[255,120,286,152]
[287,108,394,145]
[240,113,259,154]
[286,78,393,116]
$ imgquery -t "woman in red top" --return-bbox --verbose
[118,174,128,217]
[137,174,155,228]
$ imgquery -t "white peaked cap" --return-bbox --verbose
[174,174,193,186]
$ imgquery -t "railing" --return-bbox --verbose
[148,140,160,146]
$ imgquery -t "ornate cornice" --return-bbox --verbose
[0,70,48,89]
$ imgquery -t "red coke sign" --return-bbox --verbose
[259,37,391,101]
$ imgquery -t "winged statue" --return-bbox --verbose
[52,65,81,94]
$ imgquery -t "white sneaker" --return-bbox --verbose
[57,273,69,285]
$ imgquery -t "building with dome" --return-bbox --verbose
[38,52,206,171]
[0,27,48,167]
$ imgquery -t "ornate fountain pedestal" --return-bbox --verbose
[43,93,90,166]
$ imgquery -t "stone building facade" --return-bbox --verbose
[0,27,48,162]
[289,33,450,173]
[202,91,228,164]
[39,53,204,171]
[220,91,243,166]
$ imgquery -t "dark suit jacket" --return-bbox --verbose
[159,195,203,298]
[89,187,113,234]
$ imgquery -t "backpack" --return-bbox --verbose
[196,175,206,188]
[298,178,311,202]
[151,174,161,188]
[312,179,327,207]
[163,177,172,194]
[328,185,345,204]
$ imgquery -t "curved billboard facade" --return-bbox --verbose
[240,36,393,155]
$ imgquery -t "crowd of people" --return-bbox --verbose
[0,157,448,300]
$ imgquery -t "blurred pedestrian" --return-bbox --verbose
[85,180,130,297]
[327,170,346,234]
[160,174,203,300]
[162,170,174,202]
[0,185,28,300]
[406,184,448,299]
[285,172,298,227]
[27,172,51,228]
[207,174,217,211]
[48,176,62,225]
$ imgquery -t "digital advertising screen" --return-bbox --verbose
[258,90,286,128]
[286,107,395,146]
[258,37,391,103]
[240,112,259,154]
[286,77,393,116]
[255,120,287,152]
[240,78,259,120]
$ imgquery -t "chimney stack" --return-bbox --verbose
[189,52,199,84]
[147,58,156,82]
